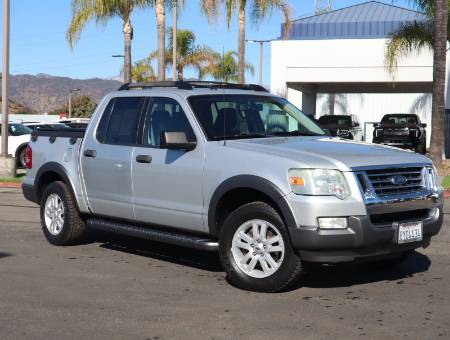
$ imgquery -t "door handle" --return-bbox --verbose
[136,155,152,164]
[84,149,97,158]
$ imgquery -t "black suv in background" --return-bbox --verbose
[373,114,427,154]
[317,114,364,141]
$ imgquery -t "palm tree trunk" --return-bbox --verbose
[178,65,183,80]
[123,19,133,83]
[329,94,335,115]
[237,1,246,84]
[430,0,448,169]
[156,0,165,81]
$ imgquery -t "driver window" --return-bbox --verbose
[142,97,195,147]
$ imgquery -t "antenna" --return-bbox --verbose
[315,0,332,14]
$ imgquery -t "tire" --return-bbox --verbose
[415,140,426,154]
[16,146,27,168]
[219,201,303,292]
[40,181,86,246]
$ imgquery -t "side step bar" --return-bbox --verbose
[87,218,219,252]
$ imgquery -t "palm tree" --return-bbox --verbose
[385,0,449,168]
[155,0,167,80]
[164,27,216,80]
[199,50,254,82]
[201,0,291,84]
[67,0,149,83]
[131,58,156,82]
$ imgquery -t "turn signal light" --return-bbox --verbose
[289,176,305,186]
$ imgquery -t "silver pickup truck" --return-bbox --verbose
[22,81,444,292]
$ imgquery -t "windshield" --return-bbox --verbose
[188,95,325,140]
[318,115,352,128]
[381,114,418,125]
[0,124,33,136]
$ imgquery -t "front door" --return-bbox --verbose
[132,96,205,232]
[81,96,146,220]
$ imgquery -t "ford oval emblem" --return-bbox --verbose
[389,175,408,186]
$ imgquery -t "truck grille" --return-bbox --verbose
[363,167,424,196]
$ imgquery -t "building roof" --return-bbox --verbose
[284,1,427,40]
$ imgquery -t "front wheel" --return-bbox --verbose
[219,202,303,292]
[40,181,86,246]
[16,146,27,168]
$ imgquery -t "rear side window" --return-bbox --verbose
[101,97,146,145]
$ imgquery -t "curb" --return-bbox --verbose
[0,182,22,189]
[445,189,450,198]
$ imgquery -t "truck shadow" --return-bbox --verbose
[95,233,223,272]
[290,251,431,291]
[0,252,13,259]
[93,232,431,289]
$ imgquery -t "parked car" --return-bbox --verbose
[22,81,443,292]
[0,123,32,168]
[317,114,364,141]
[373,114,427,154]
[24,122,70,131]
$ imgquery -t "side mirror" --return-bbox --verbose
[160,131,196,151]
[352,122,360,128]
[421,123,427,128]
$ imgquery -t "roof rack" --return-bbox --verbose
[117,81,268,92]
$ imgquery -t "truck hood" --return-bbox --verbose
[227,136,432,171]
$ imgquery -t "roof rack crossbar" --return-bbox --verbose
[117,81,268,92]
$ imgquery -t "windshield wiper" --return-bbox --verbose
[223,133,270,139]
[271,131,323,137]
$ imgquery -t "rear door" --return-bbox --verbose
[81,96,146,220]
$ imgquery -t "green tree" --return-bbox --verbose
[56,95,98,118]
[385,0,449,168]
[131,58,157,82]
[161,27,216,80]
[199,50,254,82]
[67,0,150,83]
[201,0,290,84]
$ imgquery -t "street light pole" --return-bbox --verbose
[245,39,271,86]
[112,54,125,82]
[1,0,10,157]
[172,0,177,81]
[68,89,81,119]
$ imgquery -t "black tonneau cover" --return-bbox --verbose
[31,126,86,139]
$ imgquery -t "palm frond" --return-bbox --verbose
[384,20,433,77]
[250,0,291,37]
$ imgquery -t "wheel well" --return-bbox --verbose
[214,188,284,235]
[36,171,64,202]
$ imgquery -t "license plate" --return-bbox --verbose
[398,221,423,244]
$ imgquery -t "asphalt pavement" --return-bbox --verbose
[0,187,449,340]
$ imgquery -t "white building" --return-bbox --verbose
[270,1,435,146]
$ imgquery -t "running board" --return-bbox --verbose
[87,218,219,252]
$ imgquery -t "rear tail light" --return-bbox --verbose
[25,145,32,169]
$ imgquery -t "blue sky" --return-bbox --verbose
[0,0,412,84]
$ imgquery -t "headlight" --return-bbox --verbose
[288,169,351,199]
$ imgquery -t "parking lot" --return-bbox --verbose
[0,187,449,340]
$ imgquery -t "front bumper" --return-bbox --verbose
[286,187,444,263]
[289,206,442,263]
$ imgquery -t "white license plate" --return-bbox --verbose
[398,221,423,244]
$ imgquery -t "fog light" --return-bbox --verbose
[318,217,348,230]
[431,207,440,219]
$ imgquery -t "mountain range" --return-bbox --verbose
[0,74,122,113]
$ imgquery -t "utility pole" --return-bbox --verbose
[172,0,177,81]
[112,54,125,82]
[0,0,15,177]
[245,39,271,86]
[68,89,81,119]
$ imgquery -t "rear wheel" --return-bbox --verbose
[219,202,303,292]
[40,181,86,246]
